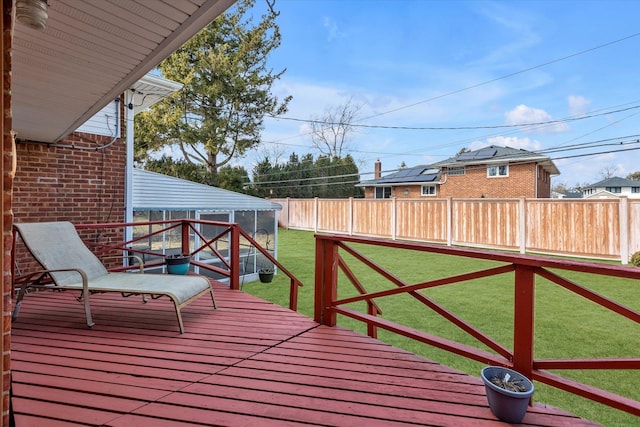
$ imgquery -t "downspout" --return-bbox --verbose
[124,89,134,243]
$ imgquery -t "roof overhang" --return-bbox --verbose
[12,0,235,143]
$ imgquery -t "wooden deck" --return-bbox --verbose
[10,281,600,426]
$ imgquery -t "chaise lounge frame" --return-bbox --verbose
[12,221,216,333]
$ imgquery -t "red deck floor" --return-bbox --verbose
[10,281,600,426]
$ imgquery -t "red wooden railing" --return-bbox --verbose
[314,233,640,416]
[73,220,302,310]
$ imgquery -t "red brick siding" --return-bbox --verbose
[12,133,127,272]
[13,133,126,224]
[440,162,541,198]
[363,162,552,199]
[2,1,11,423]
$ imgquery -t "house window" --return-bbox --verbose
[375,186,391,199]
[421,185,436,196]
[605,187,621,193]
[632,187,640,193]
[487,164,508,177]
[447,166,465,176]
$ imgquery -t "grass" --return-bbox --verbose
[241,228,640,427]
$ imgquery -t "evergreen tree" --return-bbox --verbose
[135,0,291,186]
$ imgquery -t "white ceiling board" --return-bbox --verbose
[12,0,236,143]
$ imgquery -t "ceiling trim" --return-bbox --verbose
[54,0,236,142]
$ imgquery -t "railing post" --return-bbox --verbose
[181,221,190,255]
[619,196,629,264]
[513,264,535,380]
[314,236,337,326]
[229,223,240,290]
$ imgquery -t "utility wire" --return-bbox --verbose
[270,104,640,131]
[252,142,640,189]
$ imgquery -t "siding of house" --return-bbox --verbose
[440,162,539,198]
[2,4,11,424]
[537,165,551,198]
[14,134,126,225]
[12,133,126,274]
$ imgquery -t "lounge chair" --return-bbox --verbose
[12,221,216,333]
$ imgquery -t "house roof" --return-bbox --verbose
[359,145,559,187]
[12,0,235,144]
[585,176,640,188]
[132,168,282,211]
[434,145,560,175]
[357,166,441,187]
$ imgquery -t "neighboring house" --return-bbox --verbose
[358,145,560,199]
[552,191,583,199]
[581,177,640,199]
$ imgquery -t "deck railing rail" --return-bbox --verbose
[314,233,640,416]
[73,220,302,310]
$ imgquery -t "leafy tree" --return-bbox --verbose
[144,156,211,183]
[252,153,363,198]
[627,171,640,181]
[135,0,291,186]
[217,165,252,194]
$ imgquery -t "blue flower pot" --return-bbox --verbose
[166,255,191,275]
[481,366,534,423]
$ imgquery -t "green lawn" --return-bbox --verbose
[241,228,640,427]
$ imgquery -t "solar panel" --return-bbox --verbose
[474,148,497,160]
[456,151,476,161]
[456,148,497,161]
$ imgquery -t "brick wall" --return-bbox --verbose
[2,1,10,424]
[13,133,126,225]
[12,133,127,273]
[440,163,540,198]
[363,162,551,199]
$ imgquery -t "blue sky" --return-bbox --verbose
[242,0,640,187]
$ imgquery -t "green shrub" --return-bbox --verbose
[630,251,640,267]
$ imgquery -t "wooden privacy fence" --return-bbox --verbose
[274,197,640,263]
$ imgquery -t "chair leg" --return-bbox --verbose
[82,288,95,328]
[12,283,29,322]
[175,306,185,334]
[210,289,217,309]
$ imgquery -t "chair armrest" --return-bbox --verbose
[103,254,145,273]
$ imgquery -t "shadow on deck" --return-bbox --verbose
[11,281,599,426]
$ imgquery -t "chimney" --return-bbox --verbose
[374,159,381,179]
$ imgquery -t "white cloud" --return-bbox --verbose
[567,95,591,117]
[323,17,346,42]
[504,104,569,134]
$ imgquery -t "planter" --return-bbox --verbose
[258,270,274,283]
[481,366,534,423]
[166,254,191,275]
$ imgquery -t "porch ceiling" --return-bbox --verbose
[12,0,236,144]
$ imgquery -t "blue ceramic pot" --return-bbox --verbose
[481,366,534,423]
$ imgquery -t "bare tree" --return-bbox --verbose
[600,165,618,179]
[310,97,363,158]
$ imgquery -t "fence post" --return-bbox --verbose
[391,197,397,240]
[349,197,353,236]
[513,264,535,380]
[314,236,337,326]
[519,197,526,254]
[620,197,629,264]
[447,197,453,246]
[314,197,319,233]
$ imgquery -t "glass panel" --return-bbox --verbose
[199,212,231,270]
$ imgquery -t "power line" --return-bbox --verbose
[252,141,640,190]
[270,104,640,131]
